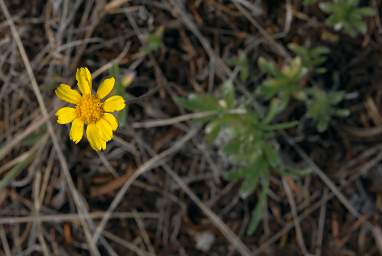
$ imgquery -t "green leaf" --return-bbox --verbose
[257,57,307,101]
[222,80,235,108]
[263,121,298,131]
[247,176,269,235]
[335,109,350,117]
[226,168,246,182]
[263,98,288,124]
[278,167,312,177]
[205,118,223,142]
[305,88,348,132]
[258,57,279,77]
[319,0,375,37]
[289,43,329,74]
[239,169,260,199]
[263,144,280,168]
[317,119,329,132]
[224,140,241,155]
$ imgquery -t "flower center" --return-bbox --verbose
[76,95,103,123]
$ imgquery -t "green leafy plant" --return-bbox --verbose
[257,52,349,133]
[288,43,330,74]
[319,0,375,37]
[304,88,350,132]
[177,82,305,234]
[256,57,308,106]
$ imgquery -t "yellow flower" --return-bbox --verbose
[55,67,125,151]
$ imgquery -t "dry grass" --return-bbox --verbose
[0,0,382,255]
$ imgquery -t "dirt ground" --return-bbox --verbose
[1,0,382,255]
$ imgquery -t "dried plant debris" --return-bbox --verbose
[0,0,381,255]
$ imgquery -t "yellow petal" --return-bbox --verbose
[96,77,115,99]
[70,118,84,143]
[55,84,81,104]
[96,118,113,142]
[102,95,125,112]
[102,113,118,131]
[76,67,92,95]
[86,123,105,151]
[55,107,76,124]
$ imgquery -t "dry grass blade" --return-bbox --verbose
[103,231,155,256]
[0,135,47,191]
[282,132,360,218]
[0,0,379,254]
[91,128,199,244]
[0,1,100,254]
[0,212,158,225]
[0,115,49,161]
[164,166,253,256]
[282,177,310,255]
[0,226,11,256]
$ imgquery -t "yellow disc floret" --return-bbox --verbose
[76,95,103,124]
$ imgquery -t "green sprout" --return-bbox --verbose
[288,43,330,74]
[304,88,350,132]
[256,57,308,107]
[320,0,375,37]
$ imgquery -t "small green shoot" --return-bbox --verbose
[304,88,350,132]
[320,0,375,37]
[288,43,330,74]
[257,57,308,106]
